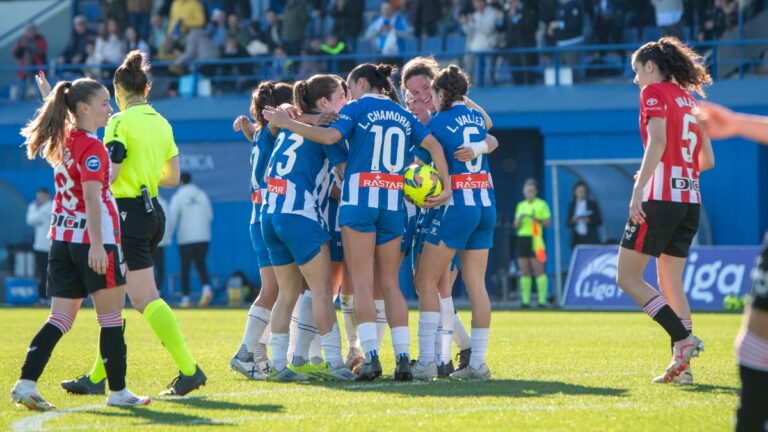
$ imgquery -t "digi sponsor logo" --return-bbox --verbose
[671,177,700,192]
[574,253,623,301]
[85,155,101,172]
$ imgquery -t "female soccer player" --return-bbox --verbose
[514,179,551,308]
[230,81,294,379]
[401,56,496,376]
[616,37,715,383]
[261,74,354,381]
[412,65,495,381]
[60,51,206,396]
[694,101,768,431]
[264,63,451,381]
[11,78,149,409]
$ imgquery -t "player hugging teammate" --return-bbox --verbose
[230,58,497,382]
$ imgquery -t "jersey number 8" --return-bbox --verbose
[371,125,405,173]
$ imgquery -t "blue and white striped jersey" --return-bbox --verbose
[329,94,430,211]
[427,102,494,207]
[263,129,347,221]
[250,127,277,224]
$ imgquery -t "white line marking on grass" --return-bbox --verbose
[12,404,103,432]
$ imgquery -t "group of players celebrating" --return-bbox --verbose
[8,35,767,430]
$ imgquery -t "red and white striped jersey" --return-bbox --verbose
[639,82,703,204]
[49,129,120,245]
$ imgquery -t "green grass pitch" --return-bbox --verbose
[0,308,742,431]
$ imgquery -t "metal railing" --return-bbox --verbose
[1,38,766,100]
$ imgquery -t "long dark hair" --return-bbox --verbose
[349,63,400,104]
[632,37,712,97]
[249,81,293,129]
[21,78,105,166]
[431,65,469,112]
[572,180,589,199]
[294,74,341,114]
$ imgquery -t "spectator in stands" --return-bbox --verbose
[26,187,52,306]
[590,0,625,63]
[13,24,47,93]
[697,0,735,41]
[207,9,228,47]
[169,172,214,308]
[624,0,654,41]
[173,28,220,75]
[269,47,295,79]
[94,19,127,65]
[101,0,129,32]
[127,0,153,40]
[83,41,102,78]
[281,0,309,55]
[497,0,538,85]
[125,26,151,57]
[320,33,353,72]
[407,0,443,38]
[261,9,284,52]
[168,0,206,37]
[149,14,175,59]
[567,181,603,250]
[227,14,253,48]
[59,15,96,65]
[651,0,684,40]
[220,34,253,90]
[299,37,324,77]
[365,1,412,57]
[460,0,498,83]
[330,0,365,51]
[224,0,252,20]
[547,0,585,68]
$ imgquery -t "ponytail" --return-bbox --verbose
[432,64,469,112]
[250,81,293,129]
[21,78,105,166]
[349,63,401,104]
[114,50,150,96]
[294,80,311,114]
[632,37,712,97]
[293,74,342,114]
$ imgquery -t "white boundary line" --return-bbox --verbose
[12,381,724,432]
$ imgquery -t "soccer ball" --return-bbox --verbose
[404,164,443,206]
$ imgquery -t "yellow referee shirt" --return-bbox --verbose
[104,104,179,198]
[515,198,551,237]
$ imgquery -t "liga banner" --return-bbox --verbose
[561,245,762,311]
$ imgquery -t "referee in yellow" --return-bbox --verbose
[61,51,206,396]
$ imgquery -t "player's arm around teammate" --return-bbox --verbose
[615,37,713,383]
[229,82,295,379]
[11,79,149,410]
[695,101,768,431]
[413,65,496,381]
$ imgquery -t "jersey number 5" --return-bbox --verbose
[371,125,405,172]
[681,113,698,163]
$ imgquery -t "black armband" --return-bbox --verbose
[106,141,126,163]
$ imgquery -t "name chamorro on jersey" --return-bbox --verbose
[364,110,413,135]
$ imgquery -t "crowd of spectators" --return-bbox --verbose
[12,0,758,96]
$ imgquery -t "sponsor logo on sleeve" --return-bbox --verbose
[646,98,658,106]
[85,156,101,172]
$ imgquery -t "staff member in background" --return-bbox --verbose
[59,50,206,398]
[169,171,214,308]
[514,178,551,308]
[26,187,52,306]
[152,195,172,295]
[567,181,603,250]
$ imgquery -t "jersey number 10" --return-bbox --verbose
[371,125,405,173]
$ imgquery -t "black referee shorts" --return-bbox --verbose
[516,236,534,259]
[620,201,699,258]
[752,237,768,312]
[117,197,165,271]
[47,240,126,298]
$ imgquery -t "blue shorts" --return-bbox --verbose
[330,231,343,262]
[328,199,343,262]
[401,210,418,254]
[413,208,438,256]
[339,205,404,246]
[261,213,331,266]
[250,221,272,268]
[427,205,496,250]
